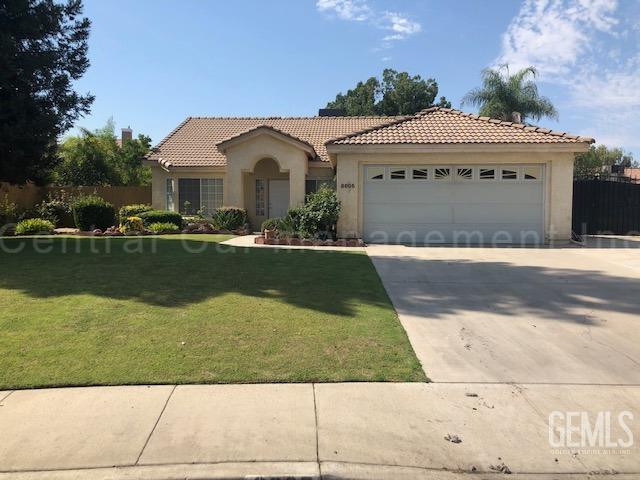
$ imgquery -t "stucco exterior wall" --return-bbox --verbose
[224,134,309,208]
[334,150,576,242]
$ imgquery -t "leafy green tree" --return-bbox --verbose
[0,0,94,185]
[326,69,450,116]
[54,119,151,186]
[119,132,152,186]
[574,145,636,178]
[462,65,557,123]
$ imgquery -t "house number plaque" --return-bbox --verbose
[340,183,355,189]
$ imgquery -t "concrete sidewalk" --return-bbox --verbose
[0,383,638,479]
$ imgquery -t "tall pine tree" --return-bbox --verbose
[0,0,93,184]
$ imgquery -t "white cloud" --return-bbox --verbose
[497,0,617,78]
[316,0,371,22]
[497,0,640,150]
[316,0,421,45]
[382,12,422,41]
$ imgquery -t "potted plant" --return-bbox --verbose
[261,218,279,240]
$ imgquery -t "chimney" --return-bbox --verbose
[511,112,522,124]
[318,108,345,117]
[121,126,133,143]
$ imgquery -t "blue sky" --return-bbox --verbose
[75,0,640,155]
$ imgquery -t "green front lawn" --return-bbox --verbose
[0,235,424,388]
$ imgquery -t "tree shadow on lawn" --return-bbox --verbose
[1,236,638,323]
[0,236,391,316]
[369,254,640,325]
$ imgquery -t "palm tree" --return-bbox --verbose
[462,65,558,124]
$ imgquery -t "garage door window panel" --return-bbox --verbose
[434,168,451,180]
[456,167,474,181]
[523,166,542,180]
[390,168,407,180]
[479,168,496,180]
[501,168,519,180]
[367,167,385,181]
[411,168,429,180]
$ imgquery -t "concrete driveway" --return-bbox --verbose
[367,237,640,384]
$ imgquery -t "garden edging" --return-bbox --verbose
[255,235,365,247]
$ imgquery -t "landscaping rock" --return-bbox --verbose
[254,236,265,245]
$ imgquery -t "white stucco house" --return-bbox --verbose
[145,107,593,244]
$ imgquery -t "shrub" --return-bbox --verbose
[148,222,180,234]
[36,199,72,227]
[119,204,153,220]
[261,218,280,232]
[139,210,183,228]
[119,216,144,234]
[0,194,19,227]
[273,207,303,239]
[72,195,116,231]
[298,186,341,240]
[15,218,55,236]
[211,206,248,230]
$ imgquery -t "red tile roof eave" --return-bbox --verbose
[325,107,595,145]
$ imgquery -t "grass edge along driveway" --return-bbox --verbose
[0,235,425,388]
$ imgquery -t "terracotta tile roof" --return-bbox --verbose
[216,124,317,155]
[146,116,403,168]
[327,107,595,146]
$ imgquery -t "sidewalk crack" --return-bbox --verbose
[135,385,176,465]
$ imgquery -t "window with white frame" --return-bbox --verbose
[367,167,385,181]
[178,178,223,216]
[166,178,174,211]
[412,168,429,180]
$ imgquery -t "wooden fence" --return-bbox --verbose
[0,183,151,211]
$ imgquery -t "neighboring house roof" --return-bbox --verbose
[146,116,403,168]
[327,107,595,146]
[625,168,640,181]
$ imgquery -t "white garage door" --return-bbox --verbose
[363,165,544,244]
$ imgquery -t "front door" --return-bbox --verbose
[268,179,289,218]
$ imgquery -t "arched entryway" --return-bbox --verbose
[243,157,290,228]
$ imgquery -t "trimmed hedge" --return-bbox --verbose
[72,195,116,231]
[119,216,144,234]
[139,210,183,228]
[119,204,153,219]
[212,207,248,231]
[148,222,180,234]
[15,218,55,236]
